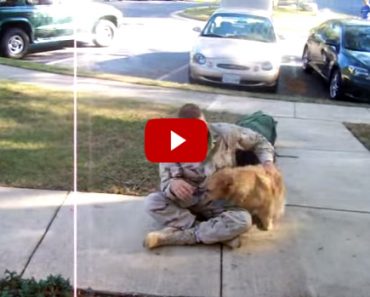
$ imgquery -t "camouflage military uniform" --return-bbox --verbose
[145,122,275,244]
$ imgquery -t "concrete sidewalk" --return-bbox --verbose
[1,65,370,297]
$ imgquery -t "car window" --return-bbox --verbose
[0,0,20,6]
[26,0,54,4]
[331,23,341,42]
[313,22,328,38]
[343,25,370,52]
[202,13,276,43]
[316,22,340,43]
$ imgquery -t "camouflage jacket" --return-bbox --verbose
[159,122,275,200]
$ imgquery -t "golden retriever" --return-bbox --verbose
[206,165,285,231]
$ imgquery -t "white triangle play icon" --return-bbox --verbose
[171,131,186,151]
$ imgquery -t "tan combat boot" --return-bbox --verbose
[222,236,241,249]
[143,227,197,249]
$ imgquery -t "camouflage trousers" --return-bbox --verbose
[145,191,251,244]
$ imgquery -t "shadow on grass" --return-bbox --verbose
[0,83,181,195]
[344,123,370,151]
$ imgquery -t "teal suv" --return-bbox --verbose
[302,18,370,102]
[0,0,124,58]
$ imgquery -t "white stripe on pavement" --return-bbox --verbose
[157,63,188,81]
[46,57,74,65]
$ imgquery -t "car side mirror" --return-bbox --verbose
[325,39,340,52]
[193,27,201,33]
[325,39,338,46]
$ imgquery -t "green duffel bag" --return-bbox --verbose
[235,111,278,165]
[236,111,277,145]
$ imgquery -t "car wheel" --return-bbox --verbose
[302,46,312,73]
[329,69,343,100]
[93,19,117,47]
[1,28,29,59]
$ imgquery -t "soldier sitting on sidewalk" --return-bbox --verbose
[143,103,276,249]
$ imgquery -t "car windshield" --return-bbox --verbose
[201,13,276,43]
[343,25,370,52]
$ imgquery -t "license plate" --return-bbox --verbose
[222,74,241,84]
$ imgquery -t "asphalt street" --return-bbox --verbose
[109,0,206,17]
[315,0,361,16]
[22,1,361,102]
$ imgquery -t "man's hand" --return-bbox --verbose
[262,161,276,175]
[170,179,195,201]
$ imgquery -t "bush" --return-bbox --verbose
[0,270,72,297]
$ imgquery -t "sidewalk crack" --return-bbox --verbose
[286,203,370,215]
[20,191,70,277]
[277,147,370,154]
[220,244,223,297]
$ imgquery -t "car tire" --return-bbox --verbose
[0,28,29,59]
[329,69,343,100]
[93,19,117,47]
[302,46,313,74]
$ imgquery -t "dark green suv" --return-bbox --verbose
[0,0,124,58]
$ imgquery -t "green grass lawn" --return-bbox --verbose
[178,5,218,21]
[0,82,238,195]
[1,82,369,196]
[344,123,370,151]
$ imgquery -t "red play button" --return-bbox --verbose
[145,118,208,163]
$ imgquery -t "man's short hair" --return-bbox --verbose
[178,103,203,118]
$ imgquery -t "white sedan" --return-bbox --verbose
[189,8,281,92]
